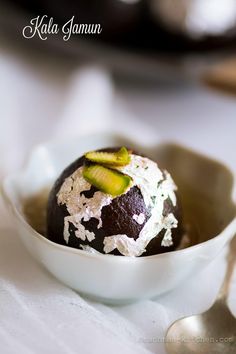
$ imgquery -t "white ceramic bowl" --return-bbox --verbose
[2,133,236,304]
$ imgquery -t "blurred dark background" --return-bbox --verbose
[1,0,236,178]
[2,0,236,54]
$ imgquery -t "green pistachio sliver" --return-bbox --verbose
[85,147,131,166]
[83,164,132,197]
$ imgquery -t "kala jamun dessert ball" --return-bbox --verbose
[47,147,184,256]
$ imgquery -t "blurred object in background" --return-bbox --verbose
[1,0,236,85]
[204,56,236,94]
[54,66,114,139]
[0,60,114,177]
[150,0,236,38]
[3,0,236,53]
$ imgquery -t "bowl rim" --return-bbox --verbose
[2,134,236,263]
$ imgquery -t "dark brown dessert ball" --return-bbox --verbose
[47,148,183,256]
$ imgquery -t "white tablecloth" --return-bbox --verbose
[0,38,236,354]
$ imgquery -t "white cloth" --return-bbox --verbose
[0,41,236,354]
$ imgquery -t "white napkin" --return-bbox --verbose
[0,223,234,354]
[0,46,235,354]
